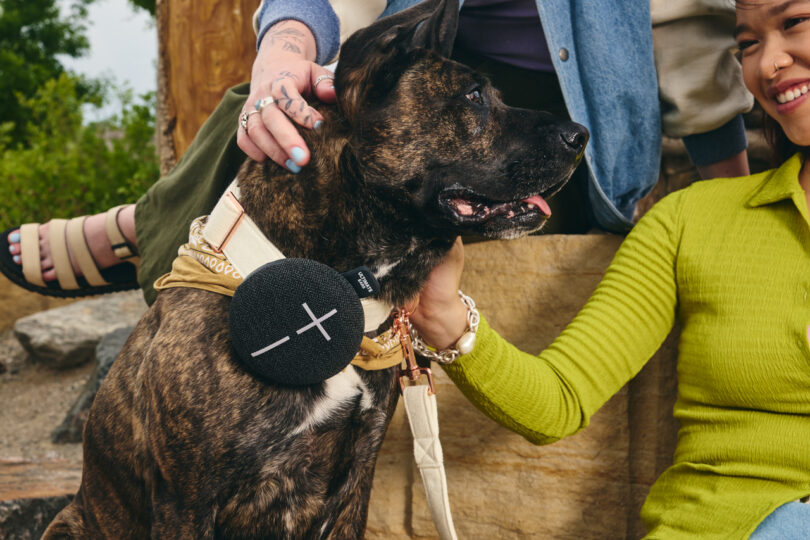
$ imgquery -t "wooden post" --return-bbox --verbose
[156,0,258,174]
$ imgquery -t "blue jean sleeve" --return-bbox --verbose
[681,114,748,167]
[255,0,340,65]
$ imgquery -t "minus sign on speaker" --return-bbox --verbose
[251,335,291,357]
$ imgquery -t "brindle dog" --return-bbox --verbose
[43,0,587,537]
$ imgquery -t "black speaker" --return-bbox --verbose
[229,258,379,386]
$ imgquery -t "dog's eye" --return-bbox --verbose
[465,89,484,106]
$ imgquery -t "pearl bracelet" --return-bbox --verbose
[409,290,480,364]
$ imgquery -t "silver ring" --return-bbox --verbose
[239,110,260,130]
[313,74,335,87]
[255,96,275,112]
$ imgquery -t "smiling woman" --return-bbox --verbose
[736,0,810,211]
[736,0,810,164]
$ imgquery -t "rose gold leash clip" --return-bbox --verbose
[395,308,435,396]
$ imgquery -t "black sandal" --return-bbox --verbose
[0,206,140,298]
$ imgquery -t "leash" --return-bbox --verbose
[395,310,458,540]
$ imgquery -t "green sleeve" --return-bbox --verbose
[443,190,685,444]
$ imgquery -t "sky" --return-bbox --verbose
[58,0,157,120]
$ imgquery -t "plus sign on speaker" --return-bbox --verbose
[229,258,377,386]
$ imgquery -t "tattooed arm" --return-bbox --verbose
[237,19,338,169]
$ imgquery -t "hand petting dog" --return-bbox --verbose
[238,20,337,171]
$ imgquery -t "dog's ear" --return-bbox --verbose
[335,0,459,122]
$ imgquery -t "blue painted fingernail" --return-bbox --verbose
[285,159,302,174]
[12,255,20,264]
[9,232,20,243]
[290,146,306,164]
[313,120,323,130]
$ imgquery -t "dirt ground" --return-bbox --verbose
[0,330,86,467]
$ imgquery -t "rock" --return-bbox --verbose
[0,495,72,540]
[13,291,146,369]
[50,326,135,444]
[0,330,28,376]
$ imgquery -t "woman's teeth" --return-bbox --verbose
[777,84,809,104]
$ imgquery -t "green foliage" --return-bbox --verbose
[0,73,159,226]
[127,0,155,15]
[0,0,104,145]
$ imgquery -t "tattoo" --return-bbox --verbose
[282,41,302,54]
[267,24,306,55]
[281,87,294,111]
[270,78,316,124]
[275,71,299,81]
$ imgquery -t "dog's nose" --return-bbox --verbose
[560,125,589,154]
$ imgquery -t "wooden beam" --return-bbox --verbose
[157,0,258,173]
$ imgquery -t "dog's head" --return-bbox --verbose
[334,0,588,239]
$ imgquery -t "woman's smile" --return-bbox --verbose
[736,1,810,144]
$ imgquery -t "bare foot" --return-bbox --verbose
[7,205,138,281]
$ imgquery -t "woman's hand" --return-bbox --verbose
[237,20,337,172]
[407,237,469,350]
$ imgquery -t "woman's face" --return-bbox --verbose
[737,1,810,145]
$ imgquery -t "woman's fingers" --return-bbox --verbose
[272,75,326,129]
[311,66,337,103]
[240,66,334,169]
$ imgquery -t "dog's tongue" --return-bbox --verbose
[523,195,551,217]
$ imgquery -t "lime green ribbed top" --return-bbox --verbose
[443,154,810,539]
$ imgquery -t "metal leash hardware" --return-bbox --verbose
[394,308,435,395]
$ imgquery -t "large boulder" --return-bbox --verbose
[12,291,146,369]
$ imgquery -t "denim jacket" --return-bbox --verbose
[255,0,749,232]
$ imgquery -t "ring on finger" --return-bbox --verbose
[255,96,275,112]
[239,110,260,130]
[313,74,335,87]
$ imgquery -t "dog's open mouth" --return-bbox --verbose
[439,189,552,224]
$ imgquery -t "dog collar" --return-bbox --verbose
[202,179,393,333]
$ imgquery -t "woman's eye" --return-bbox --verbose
[465,89,484,105]
[736,40,757,53]
[785,16,809,30]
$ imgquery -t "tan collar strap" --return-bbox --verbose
[202,180,393,333]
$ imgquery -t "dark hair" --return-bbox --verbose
[762,113,807,166]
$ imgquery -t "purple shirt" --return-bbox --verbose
[456,0,553,72]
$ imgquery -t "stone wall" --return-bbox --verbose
[364,235,678,539]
